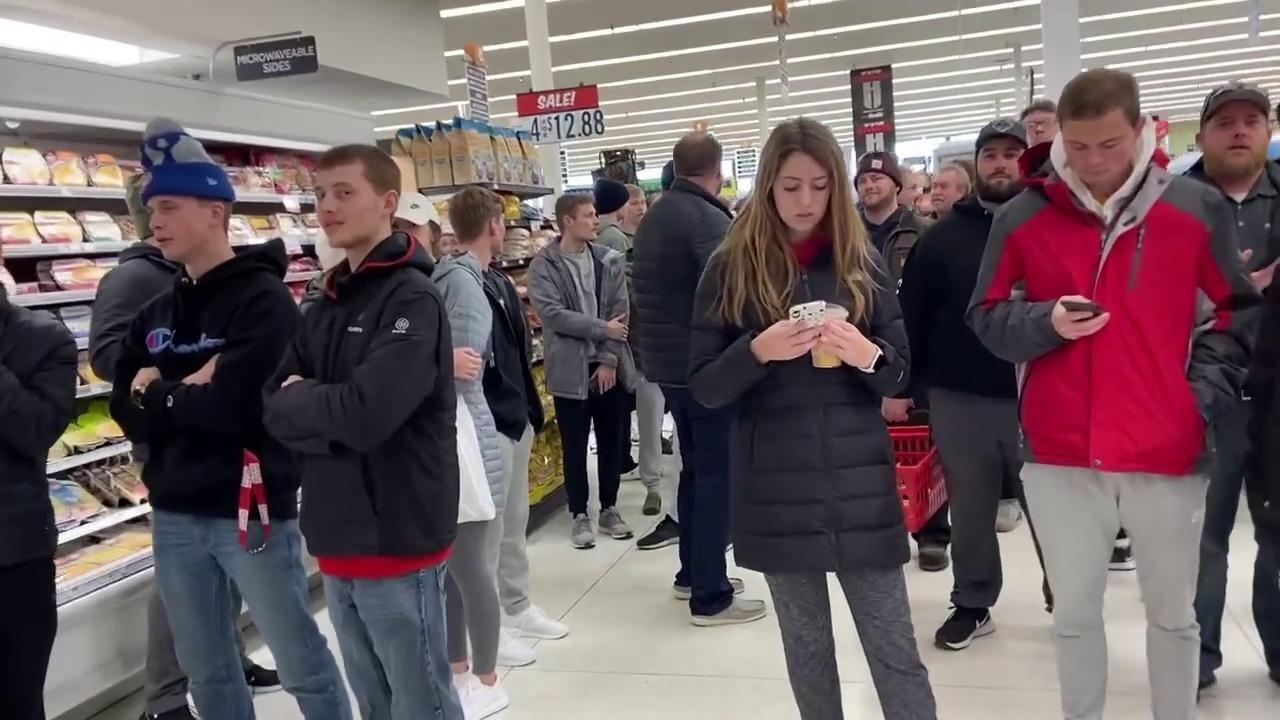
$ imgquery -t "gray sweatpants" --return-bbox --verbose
[634,374,666,490]
[764,569,936,720]
[1022,464,1208,720]
[929,388,1048,609]
[445,521,502,676]
[494,425,535,615]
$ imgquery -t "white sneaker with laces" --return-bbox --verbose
[496,628,537,667]
[995,500,1024,533]
[461,676,510,720]
[503,604,569,640]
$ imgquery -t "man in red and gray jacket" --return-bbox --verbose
[967,68,1258,720]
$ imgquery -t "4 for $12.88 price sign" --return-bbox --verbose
[515,85,606,144]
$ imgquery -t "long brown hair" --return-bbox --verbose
[715,117,877,326]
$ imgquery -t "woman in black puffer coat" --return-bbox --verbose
[689,118,936,720]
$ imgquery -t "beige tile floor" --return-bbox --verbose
[95,470,1279,720]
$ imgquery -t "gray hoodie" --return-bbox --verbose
[432,251,506,514]
[529,240,635,400]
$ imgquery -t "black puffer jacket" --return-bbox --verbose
[689,245,912,573]
[632,178,733,387]
[1247,267,1280,534]
[0,285,78,566]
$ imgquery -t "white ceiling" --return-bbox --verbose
[0,0,452,113]
[375,0,1280,176]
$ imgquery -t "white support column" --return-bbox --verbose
[524,0,563,197]
[756,77,769,146]
[1041,0,1081,102]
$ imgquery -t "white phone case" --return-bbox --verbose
[789,300,827,328]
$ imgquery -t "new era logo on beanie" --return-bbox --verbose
[139,118,236,205]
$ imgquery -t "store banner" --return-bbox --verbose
[514,84,605,144]
[849,65,896,157]
[233,35,318,81]
[464,44,490,123]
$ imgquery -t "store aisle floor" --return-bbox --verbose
[93,476,1279,720]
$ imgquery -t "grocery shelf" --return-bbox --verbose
[10,289,97,307]
[76,382,112,399]
[421,183,555,200]
[58,504,152,546]
[48,441,132,475]
[284,270,320,283]
[0,184,315,206]
[3,241,132,258]
[0,185,126,200]
[56,548,154,607]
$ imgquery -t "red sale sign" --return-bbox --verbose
[516,85,600,117]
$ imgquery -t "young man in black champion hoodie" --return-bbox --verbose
[109,119,350,720]
[92,174,279,720]
[264,145,463,720]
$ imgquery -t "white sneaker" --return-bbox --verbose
[995,499,1024,533]
[503,604,569,640]
[496,628,537,667]
[460,676,510,720]
[187,692,201,719]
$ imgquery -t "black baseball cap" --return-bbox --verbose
[1201,82,1271,125]
[976,118,1028,154]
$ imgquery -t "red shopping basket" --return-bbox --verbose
[892,425,948,534]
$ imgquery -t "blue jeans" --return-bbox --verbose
[324,567,463,720]
[662,386,734,617]
[151,511,352,720]
[1194,400,1280,680]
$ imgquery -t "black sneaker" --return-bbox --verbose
[935,607,995,650]
[141,708,197,720]
[620,456,639,475]
[917,543,950,572]
[636,516,680,550]
[1109,543,1136,571]
[245,663,282,694]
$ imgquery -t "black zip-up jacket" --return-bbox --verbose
[1248,273,1280,532]
[110,240,301,522]
[90,242,180,382]
[0,286,77,566]
[632,178,733,387]
[483,267,545,441]
[688,245,912,573]
[898,195,1018,400]
[264,234,459,558]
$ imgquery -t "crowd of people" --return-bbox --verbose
[1,63,1279,720]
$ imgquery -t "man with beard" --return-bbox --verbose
[893,119,1053,649]
[1186,82,1280,694]
[856,152,927,284]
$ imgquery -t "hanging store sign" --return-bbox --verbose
[516,110,606,144]
[734,147,759,179]
[516,85,600,117]
[514,84,604,143]
[850,65,896,157]
[464,44,490,123]
[233,35,318,81]
[773,0,790,103]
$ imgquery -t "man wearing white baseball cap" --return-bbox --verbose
[394,191,443,256]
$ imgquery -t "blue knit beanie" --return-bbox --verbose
[139,118,235,205]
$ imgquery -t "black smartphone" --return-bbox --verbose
[1061,300,1104,318]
